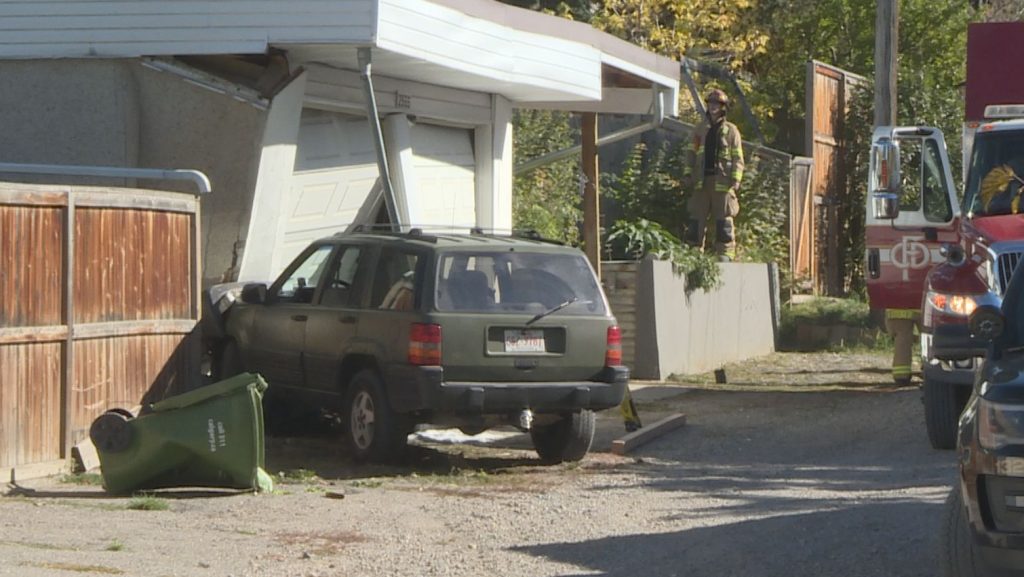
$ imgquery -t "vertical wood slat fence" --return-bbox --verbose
[0,182,201,477]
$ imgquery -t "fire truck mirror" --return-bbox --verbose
[872,138,902,195]
[871,192,899,220]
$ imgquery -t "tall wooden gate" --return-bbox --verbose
[804,61,865,294]
[0,180,202,479]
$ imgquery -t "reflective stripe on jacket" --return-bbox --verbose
[683,120,744,192]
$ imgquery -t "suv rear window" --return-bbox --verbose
[435,251,607,315]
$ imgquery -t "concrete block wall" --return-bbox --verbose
[602,258,777,380]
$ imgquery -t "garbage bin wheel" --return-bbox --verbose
[90,409,135,454]
[344,370,408,463]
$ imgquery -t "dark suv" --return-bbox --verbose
[208,229,628,463]
[943,267,1024,576]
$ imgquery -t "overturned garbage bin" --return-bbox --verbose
[90,373,274,495]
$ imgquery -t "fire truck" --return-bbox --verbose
[866,21,1024,450]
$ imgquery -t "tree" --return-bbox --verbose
[512,110,581,244]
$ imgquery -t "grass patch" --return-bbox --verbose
[60,472,104,486]
[126,495,169,511]
[349,478,385,489]
[274,468,321,484]
[105,539,124,552]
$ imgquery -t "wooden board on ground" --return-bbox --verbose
[611,413,687,456]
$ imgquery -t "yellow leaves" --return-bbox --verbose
[591,0,769,67]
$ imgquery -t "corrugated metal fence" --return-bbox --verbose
[0,182,201,477]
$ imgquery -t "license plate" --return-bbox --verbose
[504,329,545,353]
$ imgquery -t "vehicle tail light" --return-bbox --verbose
[605,325,622,367]
[409,323,442,365]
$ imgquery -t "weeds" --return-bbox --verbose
[274,469,320,484]
[60,473,104,486]
[105,540,124,552]
[126,495,169,511]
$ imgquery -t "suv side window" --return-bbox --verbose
[318,245,365,308]
[275,244,334,304]
[371,249,420,311]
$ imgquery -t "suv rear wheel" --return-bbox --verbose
[344,369,409,463]
[530,410,595,463]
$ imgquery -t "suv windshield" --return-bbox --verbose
[435,251,607,315]
[966,130,1024,216]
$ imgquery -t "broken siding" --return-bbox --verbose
[0,1,377,58]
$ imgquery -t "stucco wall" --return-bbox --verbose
[0,59,267,287]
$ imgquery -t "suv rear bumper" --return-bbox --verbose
[387,365,629,414]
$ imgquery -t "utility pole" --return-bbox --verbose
[874,0,898,126]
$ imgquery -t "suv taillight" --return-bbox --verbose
[605,325,622,367]
[409,323,442,365]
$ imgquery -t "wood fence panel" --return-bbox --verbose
[2,181,200,474]
[69,333,194,446]
[805,61,865,295]
[0,343,62,469]
[789,158,815,283]
[74,208,192,323]
[0,205,63,327]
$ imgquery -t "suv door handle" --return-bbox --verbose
[338,316,357,324]
[291,314,308,322]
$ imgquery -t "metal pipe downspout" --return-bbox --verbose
[358,47,401,231]
[0,163,212,194]
[513,87,667,176]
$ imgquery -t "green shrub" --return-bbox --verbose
[605,218,722,292]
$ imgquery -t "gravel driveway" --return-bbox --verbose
[0,352,956,577]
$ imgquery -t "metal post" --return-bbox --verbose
[582,113,600,278]
[358,47,400,230]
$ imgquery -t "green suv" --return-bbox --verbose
[209,229,628,463]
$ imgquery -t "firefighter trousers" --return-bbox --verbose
[687,176,740,258]
[885,311,919,384]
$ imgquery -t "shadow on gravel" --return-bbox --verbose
[512,501,942,577]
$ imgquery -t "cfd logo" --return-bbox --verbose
[890,237,930,281]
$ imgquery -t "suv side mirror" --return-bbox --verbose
[240,283,267,305]
[969,305,1005,341]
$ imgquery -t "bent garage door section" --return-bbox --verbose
[0,183,201,476]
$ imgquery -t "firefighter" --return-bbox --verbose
[682,88,745,261]
[885,309,919,385]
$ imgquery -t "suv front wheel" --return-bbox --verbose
[344,370,409,463]
[530,410,596,464]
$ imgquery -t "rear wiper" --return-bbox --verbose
[526,297,579,325]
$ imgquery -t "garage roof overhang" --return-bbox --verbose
[0,0,678,117]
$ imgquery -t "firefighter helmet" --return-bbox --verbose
[705,89,730,107]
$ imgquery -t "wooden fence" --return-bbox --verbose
[0,182,201,479]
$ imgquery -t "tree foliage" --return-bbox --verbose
[512,109,581,244]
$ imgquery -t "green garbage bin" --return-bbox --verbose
[90,373,274,495]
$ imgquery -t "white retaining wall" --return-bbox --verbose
[603,258,777,380]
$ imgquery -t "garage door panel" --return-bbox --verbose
[411,124,475,228]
